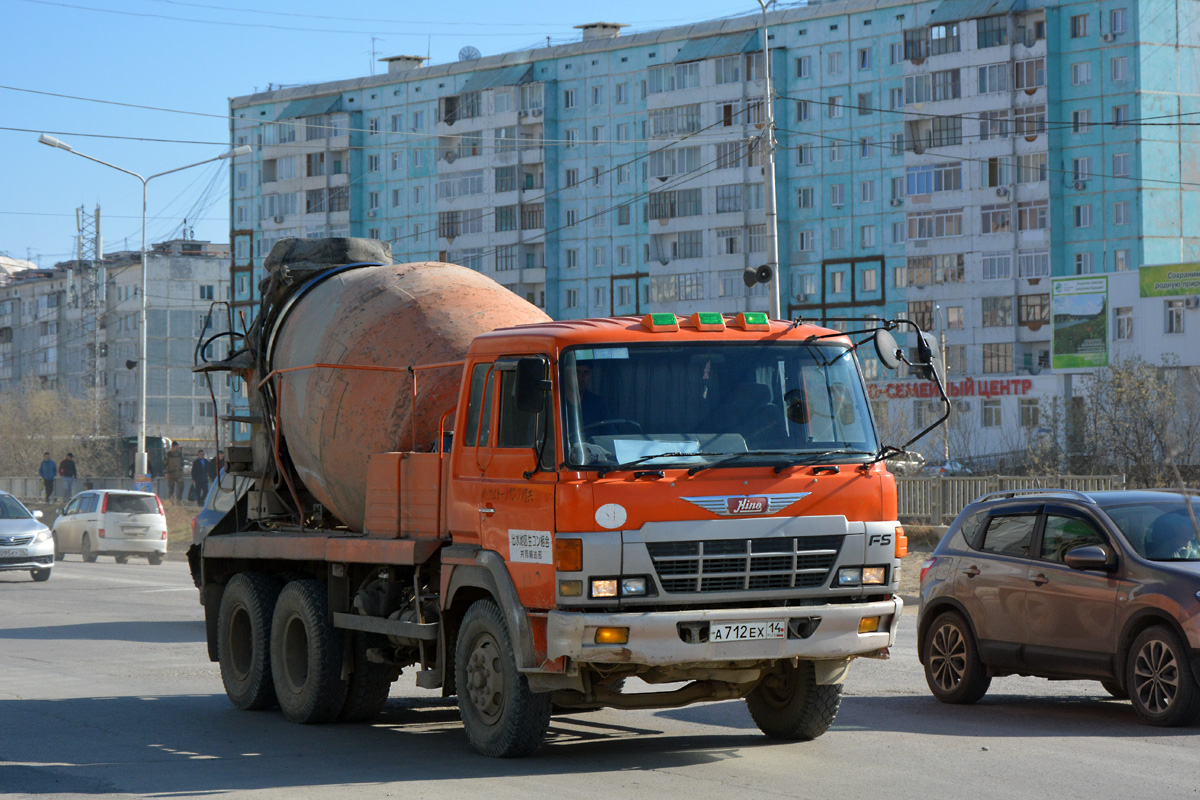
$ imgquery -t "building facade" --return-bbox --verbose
[0,239,232,450]
[226,0,1200,462]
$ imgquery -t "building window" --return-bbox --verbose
[1013,104,1047,136]
[1014,58,1045,90]
[1111,8,1128,33]
[861,224,876,248]
[857,93,872,115]
[563,88,577,109]
[906,209,964,240]
[1070,14,1088,37]
[828,51,842,75]
[830,184,845,207]
[906,300,933,330]
[982,297,1013,327]
[831,270,845,292]
[982,343,1012,374]
[367,154,380,172]
[1018,248,1050,278]
[983,398,1002,428]
[1074,205,1093,228]
[199,285,214,300]
[1019,398,1039,428]
[890,42,903,64]
[1072,110,1092,134]
[1071,62,1091,86]
[1114,201,1130,225]
[1114,249,1131,271]
[1166,300,1185,334]
[947,306,963,329]
[1017,152,1048,183]
[981,204,1012,234]
[982,251,1012,280]
[830,227,844,250]
[797,230,814,252]
[862,267,878,290]
[1017,200,1048,231]
[980,110,1009,141]
[828,96,843,118]
[977,16,1007,48]
[795,100,811,121]
[1113,105,1129,127]
[1072,157,1092,182]
[858,47,872,70]
[795,55,811,78]
[1115,306,1133,340]
[797,186,815,209]
[1018,294,1049,325]
[931,115,962,146]
[1113,152,1131,177]
[1111,56,1129,82]
[565,289,579,309]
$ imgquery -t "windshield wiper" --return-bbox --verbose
[770,449,878,474]
[686,448,877,476]
[596,451,725,478]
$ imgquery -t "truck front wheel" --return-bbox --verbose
[455,599,551,757]
[270,579,348,724]
[746,660,842,740]
[218,572,281,710]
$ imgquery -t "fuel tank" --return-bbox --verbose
[266,248,549,531]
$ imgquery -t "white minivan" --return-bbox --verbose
[52,490,168,564]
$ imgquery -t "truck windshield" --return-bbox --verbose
[560,342,879,470]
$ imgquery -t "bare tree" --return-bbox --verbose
[0,381,120,477]
[1079,356,1200,487]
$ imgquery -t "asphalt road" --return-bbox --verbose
[3,559,1198,799]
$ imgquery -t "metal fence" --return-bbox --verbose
[896,474,1126,525]
[0,476,184,505]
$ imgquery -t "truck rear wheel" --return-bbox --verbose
[270,579,347,724]
[218,572,281,710]
[455,599,551,757]
[746,660,841,740]
[338,631,393,722]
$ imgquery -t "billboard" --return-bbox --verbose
[1139,263,1200,297]
[1051,276,1108,369]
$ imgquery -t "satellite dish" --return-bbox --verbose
[458,46,481,61]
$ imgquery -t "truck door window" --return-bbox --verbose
[464,362,493,447]
[497,371,537,448]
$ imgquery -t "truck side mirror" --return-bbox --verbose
[873,328,902,370]
[913,331,944,384]
[515,357,550,414]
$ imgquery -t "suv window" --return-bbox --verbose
[978,515,1036,557]
[1040,515,1106,562]
[106,494,159,514]
[64,497,83,515]
[82,495,99,513]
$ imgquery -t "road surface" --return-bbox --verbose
[2,558,1196,799]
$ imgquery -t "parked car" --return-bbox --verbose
[926,459,973,476]
[918,489,1200,726]
[0,491,54,582]
[885,450,927,476]
[52,490,167,565]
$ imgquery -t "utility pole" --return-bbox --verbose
[757,0,781,320]
[936,304,949,463]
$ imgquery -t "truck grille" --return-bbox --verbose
[647,535,844,594]
[0,534,34,547]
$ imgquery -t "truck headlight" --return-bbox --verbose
[862,566,887,585]
[620,577,647,596]
[837,567,861,586]
[591,579,618,598]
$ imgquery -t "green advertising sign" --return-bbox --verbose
[1139,263,1200,297]
[1051,276,1108,369]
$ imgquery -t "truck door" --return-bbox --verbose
[450,357,558,611]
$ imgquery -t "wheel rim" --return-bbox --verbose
[465,631,505,725]
[1133,638,1179,715]
[228,605,254,680]
[757,664,799,708]
[929,622,968,692]
[282,614,310,692]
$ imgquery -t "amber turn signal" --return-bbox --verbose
[555,538,582,572]
[859,616,881,634]
[594,627,629,645]
[894,526,908,558]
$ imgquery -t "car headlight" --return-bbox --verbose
[34,528,52,543]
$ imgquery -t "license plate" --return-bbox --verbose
[0,548,27,557]
[709,620,786,642]
[123,528,147,537]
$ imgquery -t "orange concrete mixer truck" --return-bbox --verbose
[189,237,949,757]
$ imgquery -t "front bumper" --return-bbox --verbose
[0,539,54,572]
[546,596,902,666]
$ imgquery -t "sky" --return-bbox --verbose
[3,0,773,268]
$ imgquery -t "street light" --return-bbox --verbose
[37,134,250,484]
[756,0,781,320]
[934,304,950,463]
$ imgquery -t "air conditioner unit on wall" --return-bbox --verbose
[890,198,903,206]
[367,210,376,218]
[273,215,285,223]
[1185,296,1200,309]
[995,186,1009,197]
[1074,180,1086,190]
[518,109,528,117]
[1102,32,1115,41]
[532,108,543,117]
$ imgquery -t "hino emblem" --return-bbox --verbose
[683,493,811,516]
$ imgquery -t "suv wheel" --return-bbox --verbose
[1127,626,1200,727]
[923,611,991,704]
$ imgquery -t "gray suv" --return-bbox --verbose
[918,490,1200,726]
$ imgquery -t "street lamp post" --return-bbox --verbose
[934,304,950,463]
[37,134,250,484]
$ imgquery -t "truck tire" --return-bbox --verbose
[746,659,842,740]
[337,631,393,722]
[271,579,348,724]
[923,611,990,704]
[455,599,552,757]
[1127,626,1200,727]
[218,572,281,710]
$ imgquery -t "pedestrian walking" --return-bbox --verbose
[165,441,184,503]
[58,453,77,500]
[191,450,209,506]
[38,453,56,502]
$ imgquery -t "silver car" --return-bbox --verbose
[0,491,54,582]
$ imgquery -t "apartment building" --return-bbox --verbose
[226,0,1200,461]
[0,239,232,448]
